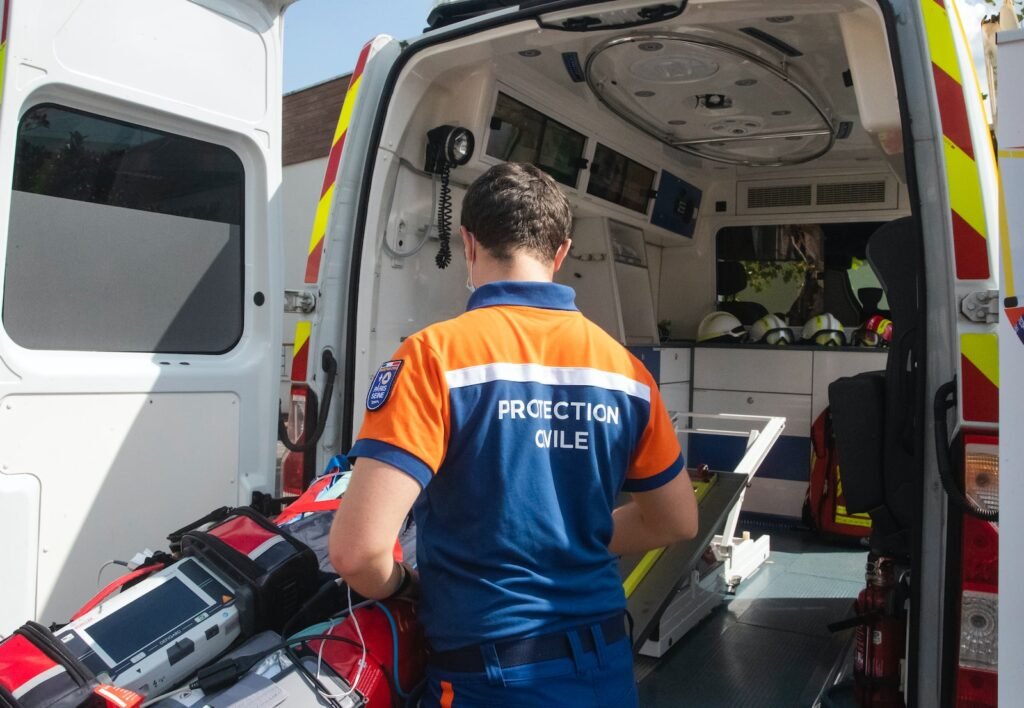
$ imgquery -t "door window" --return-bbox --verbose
[3,105,245,353]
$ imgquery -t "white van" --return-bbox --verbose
[0,1,1012,705]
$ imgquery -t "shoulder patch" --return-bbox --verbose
[366,359,404,411]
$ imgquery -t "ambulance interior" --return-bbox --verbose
[354,0,918,702]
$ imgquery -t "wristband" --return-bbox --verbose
[393,562,412,597]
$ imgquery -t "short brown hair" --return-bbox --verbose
[460,163,572,263]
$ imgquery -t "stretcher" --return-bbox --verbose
[618,413,786,657]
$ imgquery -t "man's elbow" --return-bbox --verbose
[667,500,699,543]
[329,540,367,581]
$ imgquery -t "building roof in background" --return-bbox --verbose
[283,74,350,166]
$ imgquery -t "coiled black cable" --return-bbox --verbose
[435,165,453,269]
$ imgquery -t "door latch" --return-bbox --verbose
[284,289,317,314]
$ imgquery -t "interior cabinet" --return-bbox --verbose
[557,217,658,345]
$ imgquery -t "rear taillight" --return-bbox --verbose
[956,435,999,707]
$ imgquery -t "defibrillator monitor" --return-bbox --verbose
[56,558,244,696]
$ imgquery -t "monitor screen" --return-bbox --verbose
[87,576,208,664]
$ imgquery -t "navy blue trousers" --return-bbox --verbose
[421,621,638,707]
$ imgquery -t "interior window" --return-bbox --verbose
[486,92,586,188]
[715,222,888,326]
[3,104,245,353]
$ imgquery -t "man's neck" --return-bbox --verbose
[473,253,554,286]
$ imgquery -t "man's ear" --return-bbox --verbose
[461,226,475,262]
[552,238,572,273]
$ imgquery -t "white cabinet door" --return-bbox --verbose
[658,348,691,384]
[661,382,690,415]
[693,348,813,394]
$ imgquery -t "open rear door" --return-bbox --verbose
[0,0,288,631]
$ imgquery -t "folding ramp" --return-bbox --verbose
[618,413,786,657]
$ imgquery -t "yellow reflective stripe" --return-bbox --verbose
[944,136,987,238]
[921,0,960,81]
[1000,149,1024,160]
[307,184,335,255]
[0,43,6,102]
[332,74,361,145]
[623,547,666,598]
[961,333,998,387]
[294,321,311,352]
[835,507,873,528]
[622,477,715,598]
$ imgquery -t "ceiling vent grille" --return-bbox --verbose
[746,184,813,209]
[737,175,898,214]
[816,180,887,205]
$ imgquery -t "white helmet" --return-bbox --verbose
[697,311,746,343]
[802,313,845,346]
[750,314,794,346]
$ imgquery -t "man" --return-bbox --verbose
[329,162,698,706]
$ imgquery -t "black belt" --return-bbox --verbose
[428,615,627,672]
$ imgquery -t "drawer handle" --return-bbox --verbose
[747,396,755,404]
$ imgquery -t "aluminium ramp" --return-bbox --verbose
[619,414,786,653]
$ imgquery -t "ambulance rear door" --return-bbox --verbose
[0,0,288,632]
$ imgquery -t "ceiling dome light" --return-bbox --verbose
[638,42,663,52]
[518,49,542,57]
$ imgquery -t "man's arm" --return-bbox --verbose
[328,457,423,599]
[609,470,698,556]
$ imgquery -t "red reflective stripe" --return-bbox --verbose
[320,132,347,199]
[961,354,998,423]
[210,516,275,556]
[291,338,310,382]
[0,636,54,692]
[952,211,990,280]
[933,65,974,159]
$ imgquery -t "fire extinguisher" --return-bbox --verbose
[853,555,906,707]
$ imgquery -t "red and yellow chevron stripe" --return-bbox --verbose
[303,41,372,285]
[960,333,998,425]
[290,321,312,383]
[921,0,990,281]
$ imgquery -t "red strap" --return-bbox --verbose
[71,564,164,621]
[275,498,341,522]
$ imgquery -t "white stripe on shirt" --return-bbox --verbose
[444,363,651,402]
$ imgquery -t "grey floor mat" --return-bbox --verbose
[639,529,864,707]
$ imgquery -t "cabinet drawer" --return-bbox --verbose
[658,348,691,383]
[693,348,812,394]
[692,388,811,437]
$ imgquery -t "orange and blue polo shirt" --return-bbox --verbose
[348,281,684,651]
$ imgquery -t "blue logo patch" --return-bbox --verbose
[366,359,404,411]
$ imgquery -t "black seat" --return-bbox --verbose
[716,260,768,325]
[827,217,922,559]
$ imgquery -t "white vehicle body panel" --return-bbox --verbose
[0,0,286,632]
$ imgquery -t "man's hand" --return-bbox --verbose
[328,457,422,599]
